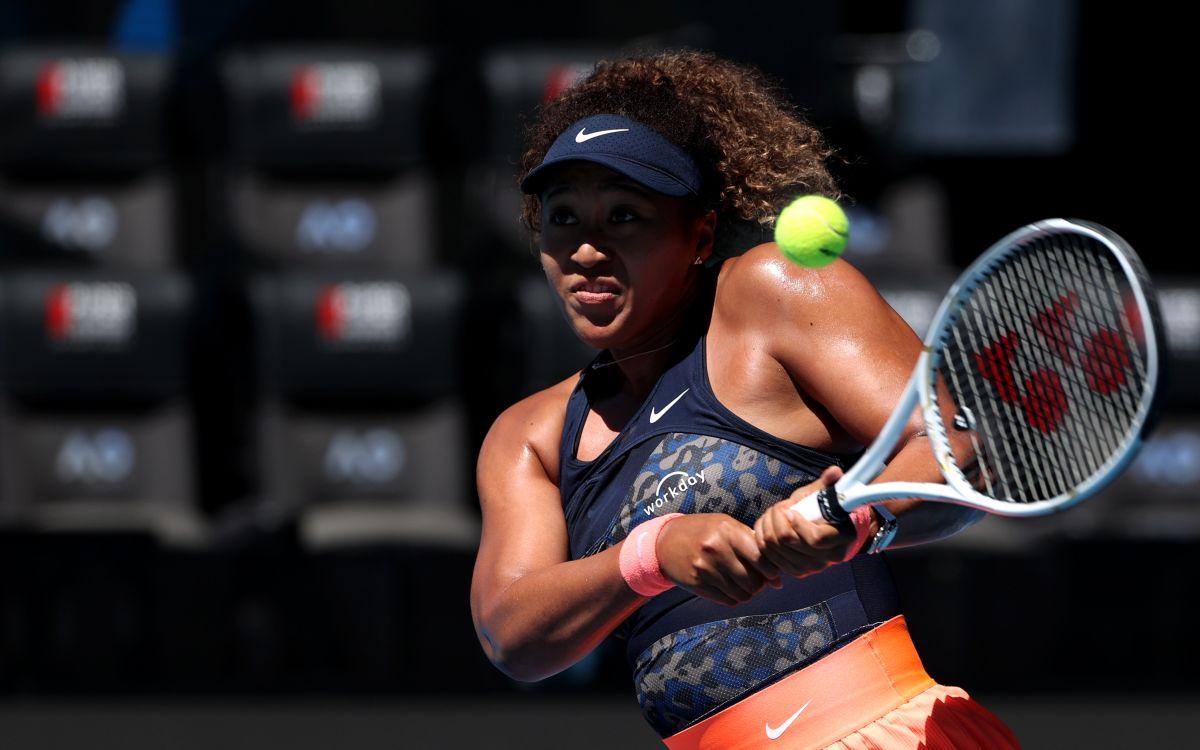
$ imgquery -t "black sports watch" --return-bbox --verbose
[866,504,898,555]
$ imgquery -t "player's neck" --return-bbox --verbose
[608,285,701,399]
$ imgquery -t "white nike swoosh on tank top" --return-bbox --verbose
[649,389,689,424]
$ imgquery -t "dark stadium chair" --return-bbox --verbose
[0,47,174,271]
[249,272,475,549]
[217,48,475,549]
[0,272,202,544]
[219,48,435,272]
[0,48,202,544]
[0,47,168,169]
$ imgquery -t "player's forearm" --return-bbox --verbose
[473,545,643,682]
[871,437,984,549]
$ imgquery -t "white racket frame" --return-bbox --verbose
[793,218,1161,521]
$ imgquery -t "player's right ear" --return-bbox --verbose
[694,209,717,264]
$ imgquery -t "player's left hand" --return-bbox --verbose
[753,466,860,579]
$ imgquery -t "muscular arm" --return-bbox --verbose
[728,247,983,548]
[470,396,644,682]
[471,387,783,681]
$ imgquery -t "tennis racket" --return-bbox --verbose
[793,218,1163,526]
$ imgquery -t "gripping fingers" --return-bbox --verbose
[764,543,827,578]
[728,527,781,590]
[757,511,802,575]
[714,530,769,600]
[698,528,776,604]
[696,563,754,604]
[755,506,793,572]
[762,506,836,577]
[785,512,846,559]
[751,517,785,589]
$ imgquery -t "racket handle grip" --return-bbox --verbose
[791,486,854,531]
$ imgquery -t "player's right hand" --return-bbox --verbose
[754,466,859,579]
[656,513,782,607]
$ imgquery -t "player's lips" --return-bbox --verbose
[569,279,622,305]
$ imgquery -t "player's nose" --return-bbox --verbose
[571,241,609,268]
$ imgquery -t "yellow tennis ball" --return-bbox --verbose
[774,195,849,268]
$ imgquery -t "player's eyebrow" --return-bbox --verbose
[600,180,652,198]
[542,179,652,202]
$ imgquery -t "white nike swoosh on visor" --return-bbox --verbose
[649,389,689,424]
[765,700,811,741]
[575,127,630,143]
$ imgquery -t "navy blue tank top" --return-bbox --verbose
[559,329,901,737]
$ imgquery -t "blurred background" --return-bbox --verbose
[0,0,1192,748]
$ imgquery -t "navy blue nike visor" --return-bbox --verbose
[520,114,701,197]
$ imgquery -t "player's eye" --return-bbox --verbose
[610,207,640,223]
[548,208,578,226]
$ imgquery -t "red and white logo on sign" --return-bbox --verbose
[45,282,137,345]
[36,58,124,121]
[289,62,380,124]
[315,282,410,346]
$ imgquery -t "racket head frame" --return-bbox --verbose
[826,218,1162,518]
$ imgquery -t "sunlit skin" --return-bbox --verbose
[470,161,982,681]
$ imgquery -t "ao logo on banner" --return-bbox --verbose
[55,428,135,484]
[323,429,406,484]
[1129,430,1200,486]
[42,197,118,252]
[296,199,376,252]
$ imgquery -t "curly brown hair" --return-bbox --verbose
[519,51,839,241]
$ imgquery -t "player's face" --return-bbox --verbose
[538,162,713,351]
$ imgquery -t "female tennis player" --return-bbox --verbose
[471,52,1020,749]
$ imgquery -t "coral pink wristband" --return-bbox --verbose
[843,506,875,561]
[619,513,684,597]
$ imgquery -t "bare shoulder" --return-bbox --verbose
[478,372,580,487]
[714,242,887,332]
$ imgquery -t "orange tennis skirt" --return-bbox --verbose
[662,616,1019,750]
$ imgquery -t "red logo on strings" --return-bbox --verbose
[973,292,1132,434]
[1082,329,1130,394]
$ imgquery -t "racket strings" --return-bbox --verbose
[941,328,1001,498]
[964,256,1142,376]
[984,244,1132,499]
[971,262,1082,501]
[998,238,1142,497]
[1052,240,1146,442]
[1053,239,1146,437]
[941,303,1140,424]
[1063,236,1150,396]
[1016,247,1126,492]
[933,232,1150,504]
[953,263,1070,502]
